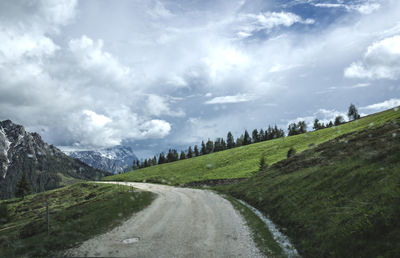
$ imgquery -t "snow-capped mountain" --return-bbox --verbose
[0,120,107,199]
[66,146,138,174]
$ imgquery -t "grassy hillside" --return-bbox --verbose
[0,183,154,257]
[104,107,400,185]
[216,118,400,257]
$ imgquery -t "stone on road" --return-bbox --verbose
[65,182,263,257]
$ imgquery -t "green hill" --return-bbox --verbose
[216,114,400,257]
[0,183,154,257]
[104,107,400,185]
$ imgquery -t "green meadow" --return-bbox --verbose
[104,107,400,185]
[217,114,400,257]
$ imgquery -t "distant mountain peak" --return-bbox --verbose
[0,119,108,199]
[65,145,138,174]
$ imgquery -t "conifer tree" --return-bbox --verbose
[348,103,360,121]
[201,141,206,155]
[278,128,285,138]
[158,153,166,164]
[273,125,280,138]
[313,119,322,130]
[288,123,297,136]
[266,126,273,140]
[132,160,138,170]
[298,121,307,134]
[214,138,221,152]
[227,132,235,149]
[252,129,259,143]
[15,173,31,199]
[243,130,251,145]
[187,146,193,158]
[205,139,214,154]
[180,151,186,160]
[334,115,344,126]
[221,138,227,150]
[236,135,244,147]
[167,149,179,162]
[259,129,265,141]
[194,145,199,156]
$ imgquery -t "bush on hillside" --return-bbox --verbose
[287,147,296,158]
[259,156,266,170]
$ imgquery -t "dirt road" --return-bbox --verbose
[65,182,263,257]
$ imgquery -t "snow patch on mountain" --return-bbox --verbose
[0,127,11,178]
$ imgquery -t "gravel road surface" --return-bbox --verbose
[65,182,263,257]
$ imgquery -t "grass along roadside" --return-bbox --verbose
[220,194,287,257]
[104,107,400,185]
[216,120,400,257]
[0,182,155,257]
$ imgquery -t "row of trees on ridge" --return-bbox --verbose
[133,104,361,169]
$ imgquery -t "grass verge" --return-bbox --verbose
[0,182,155,257]
[216,119,400,257]
[221,194,285,257]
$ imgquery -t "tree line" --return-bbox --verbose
[288,103,360,135]
[133,103,361,169]
[133,125,286,169]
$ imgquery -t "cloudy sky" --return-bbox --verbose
[0,0,399,158]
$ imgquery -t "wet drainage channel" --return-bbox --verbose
[122,237,140,244]
[237,200,300,258]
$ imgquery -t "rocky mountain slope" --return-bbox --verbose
[0,120,108,199]
[66,146,138,174]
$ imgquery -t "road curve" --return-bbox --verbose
[65,182,263,258]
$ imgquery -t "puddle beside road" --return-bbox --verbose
[122,237,140,244]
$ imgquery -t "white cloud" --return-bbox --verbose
[68,35,133,86]
[349,83,370,88]
[147,1,173,19]
[205,94,256,104]
[65,108,172,148]
[0,0,77,31]
[314,2,380,15]
[40,0,78,27]
[0,1,177,149]
[361,98,400,110]
[355,3,381,14]
[165,75,187,87]
[237,11,314,38]
[0,29,59,62]
[82,110,112,127]
[203,46,250,81]
[139,120,171,138]
[344,35,400,80]
[1,0,400,154]
[146,94,185,117]
[0,0,76,63]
